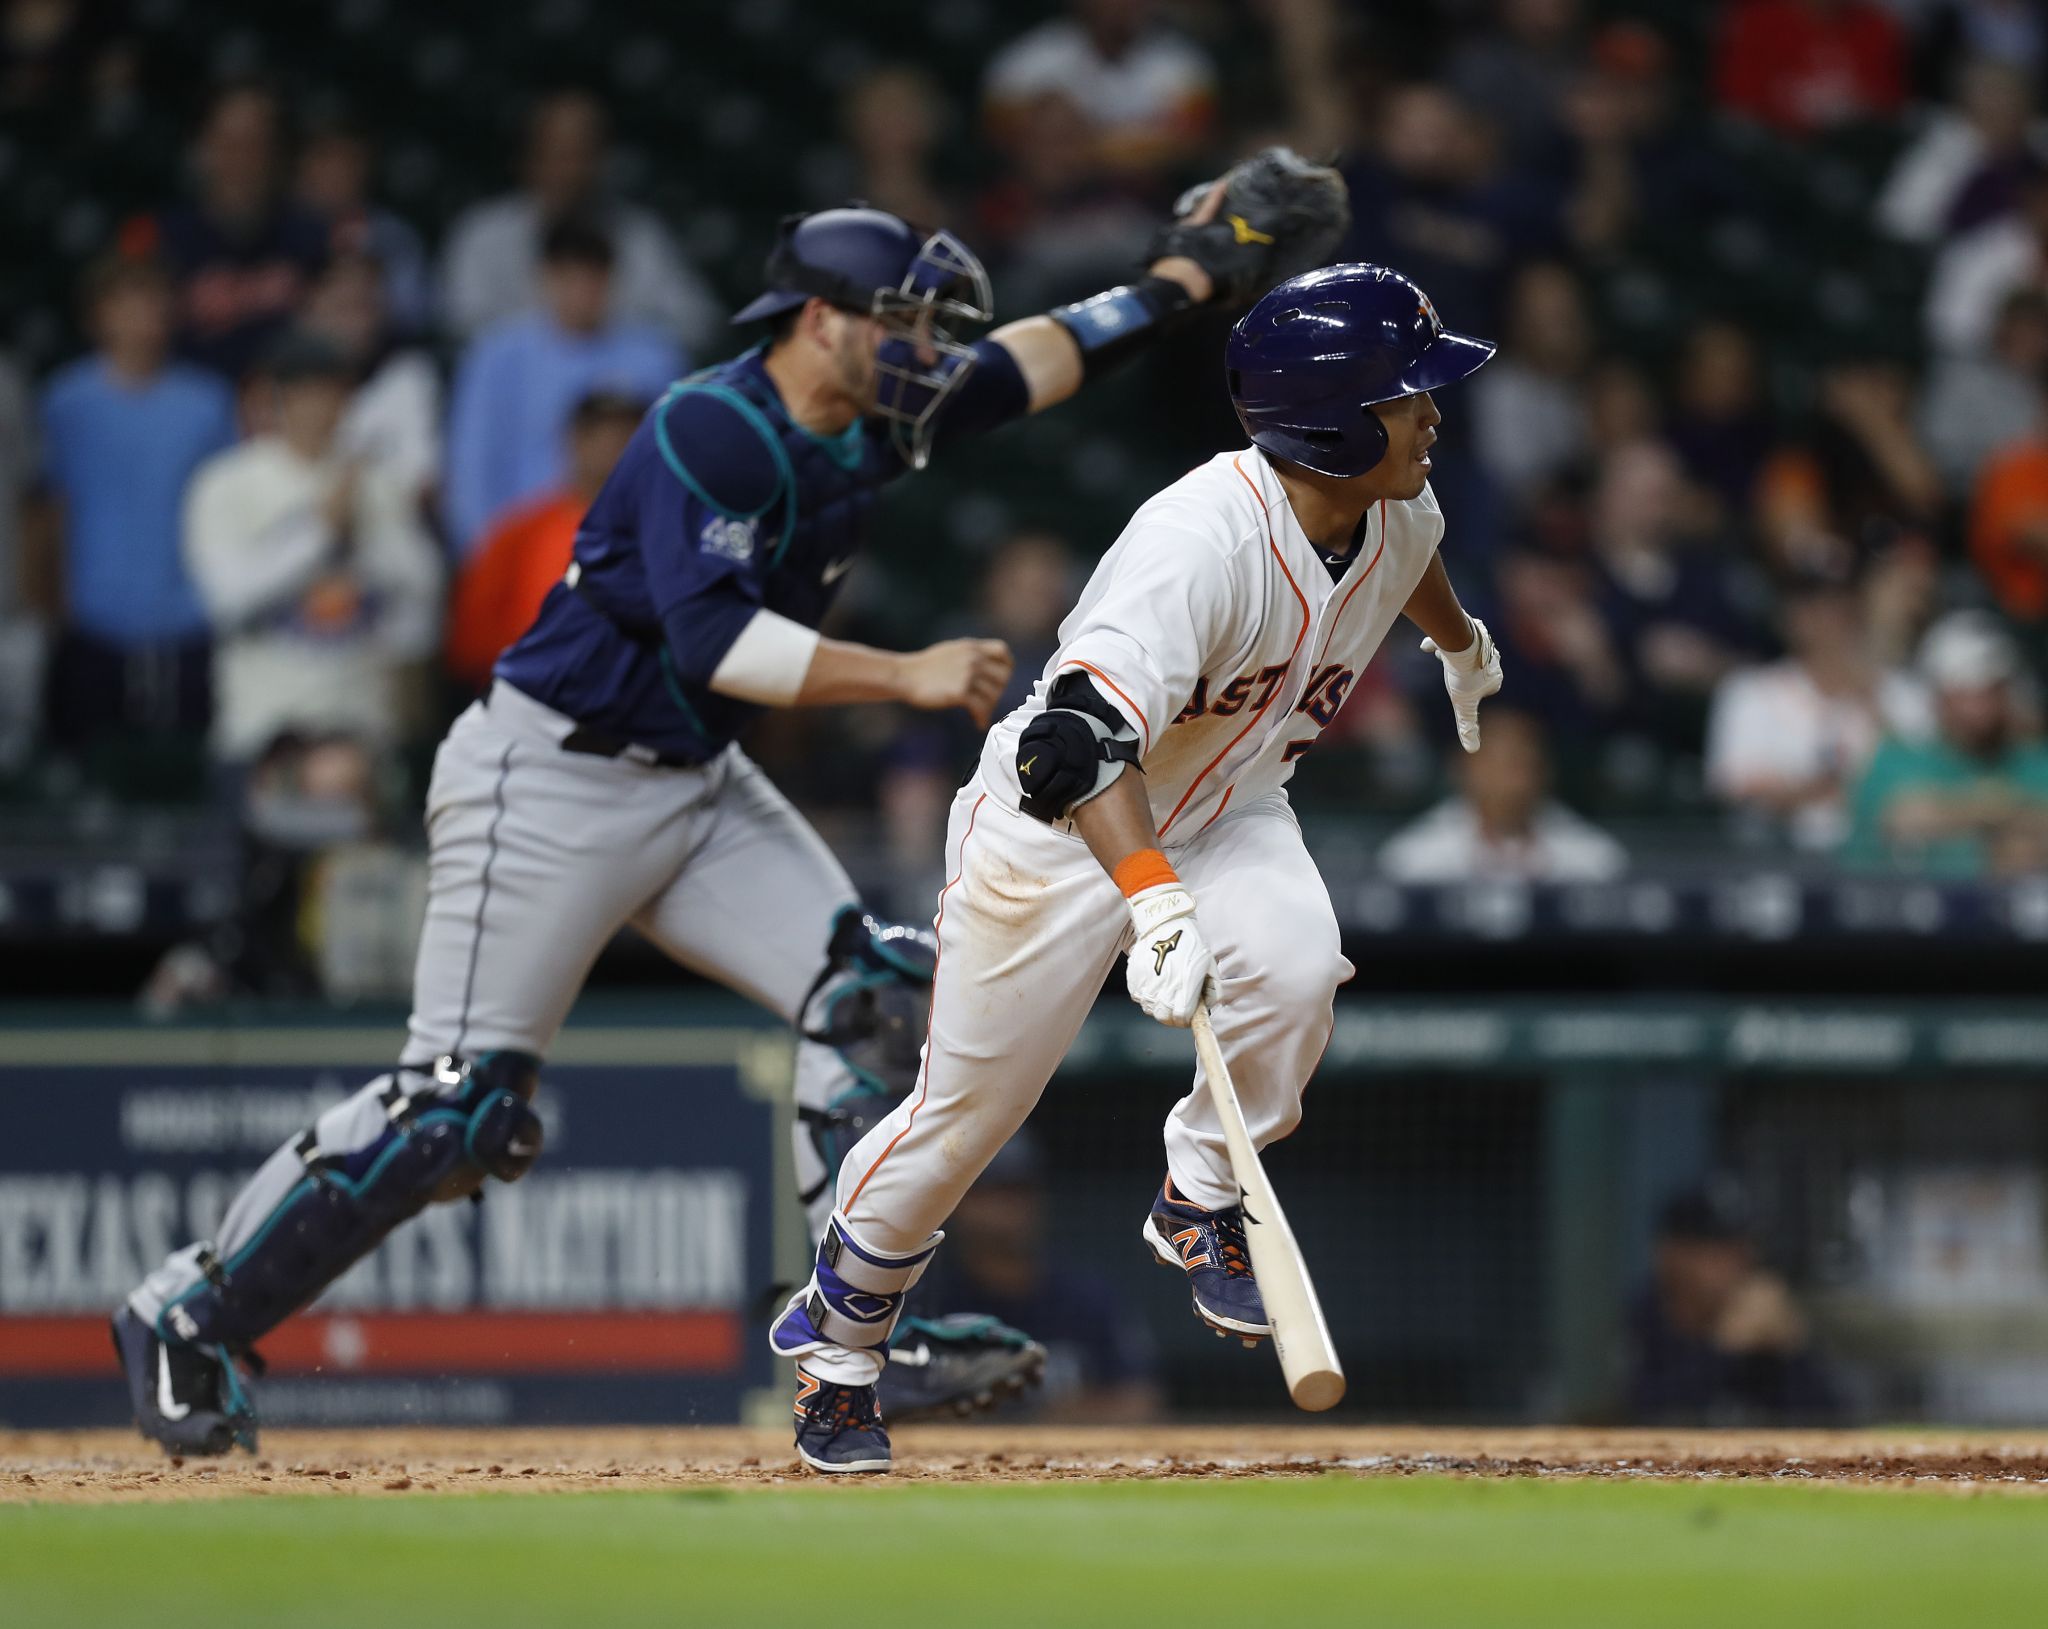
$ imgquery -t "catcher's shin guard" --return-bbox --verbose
[792,907,936,1235]
[139,1053,543,1352]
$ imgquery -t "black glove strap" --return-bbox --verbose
[1047,275,1198,383]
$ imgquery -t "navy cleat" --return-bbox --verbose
[793,1364,892,1474]
[111,1305,259,1457]
[881,1313,1048,1421]
[1142,1179,1271,1347]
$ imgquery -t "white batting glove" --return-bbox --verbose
[1125,884,1218,1028]
[1422,616,1503,754]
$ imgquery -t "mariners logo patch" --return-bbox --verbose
[700,514,757,563]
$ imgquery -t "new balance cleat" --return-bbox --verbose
[1142,1180,1271,1346]
[881,1313,1047,1420]
[111,1305,259,1457]
[792,1364,892,1474]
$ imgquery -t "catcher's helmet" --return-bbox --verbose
[1226,264,1495,477]
[734,207,994,468]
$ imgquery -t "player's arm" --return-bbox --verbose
[1011,528,1242,1027]
[642,389,1015,723]
[751,626,1012,727]
[689,598,1013,726]
[988,240,1216,414]
[1046,701,1216,1031]
[1402,551,1503,754]
[973,149,1351,418]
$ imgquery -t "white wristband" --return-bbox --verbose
[708,610,823,706]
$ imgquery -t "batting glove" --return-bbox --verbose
[1422,617,1503,754]
[1125,884,1218,1028]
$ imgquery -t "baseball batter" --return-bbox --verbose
[770,264,1505,1471]
[112,155,1352,1459]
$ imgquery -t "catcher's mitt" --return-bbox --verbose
[1152,146,1351,309]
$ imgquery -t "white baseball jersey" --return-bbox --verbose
[814,448,1449,1363]
[979,448,1444,843]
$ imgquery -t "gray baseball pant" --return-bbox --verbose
[130,680,860,1329]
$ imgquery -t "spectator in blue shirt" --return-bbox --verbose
[37,255,239,749]
[442,216,684,555]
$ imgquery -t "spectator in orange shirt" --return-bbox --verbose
[1972,416,2048,625]
[443,390,645,692]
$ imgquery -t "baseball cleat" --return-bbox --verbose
[1143,1179,1271,1347]
[881,1313,1047,1421]
[792,1364,892,1474]
[110,1306,259,1457]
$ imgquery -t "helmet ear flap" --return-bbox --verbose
[1358,401,1390,472]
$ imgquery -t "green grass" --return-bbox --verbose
[5,1475,2045,1628]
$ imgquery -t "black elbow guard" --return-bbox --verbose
[1017,672,1142,822]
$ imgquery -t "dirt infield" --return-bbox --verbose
[7,1425,2048,1502]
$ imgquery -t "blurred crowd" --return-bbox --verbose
[7,0,2048,999]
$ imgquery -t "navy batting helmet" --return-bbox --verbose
[734,207,994,468]
[1226,264,1495,478]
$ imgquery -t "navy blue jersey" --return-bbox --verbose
[495,340,1029,758]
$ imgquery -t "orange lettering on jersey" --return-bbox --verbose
[1172,678,1210,726]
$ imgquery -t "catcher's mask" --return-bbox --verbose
[735,207,994,470]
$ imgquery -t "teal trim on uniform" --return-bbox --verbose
[658,646,712,736]
[868,937,932,984]
[209,1173,316,1279]
[344,1109,467,1197]
[156,1169,320,1337]
[794,415,867,472]
[651,379,794,518]
[212,1343,257,1446]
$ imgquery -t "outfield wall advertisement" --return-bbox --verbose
[0,1025,785,1429]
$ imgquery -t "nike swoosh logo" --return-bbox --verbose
[157,1347,191,1421]
[890,1342,933,1368]
[822,558,854,586]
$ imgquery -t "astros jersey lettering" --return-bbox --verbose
[980,449,1443,841]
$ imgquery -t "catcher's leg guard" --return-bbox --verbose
[791,906,936,1237]
[132,1052,543,1352]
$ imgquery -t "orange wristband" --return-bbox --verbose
[1112,847,1178,898]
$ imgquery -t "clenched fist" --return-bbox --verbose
[1124,883,1218,1028]
[898,638,1014,727]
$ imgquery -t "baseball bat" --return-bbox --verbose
[1191,1003,1345,1412]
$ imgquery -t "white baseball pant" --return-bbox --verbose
[834,775,1354,1259]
